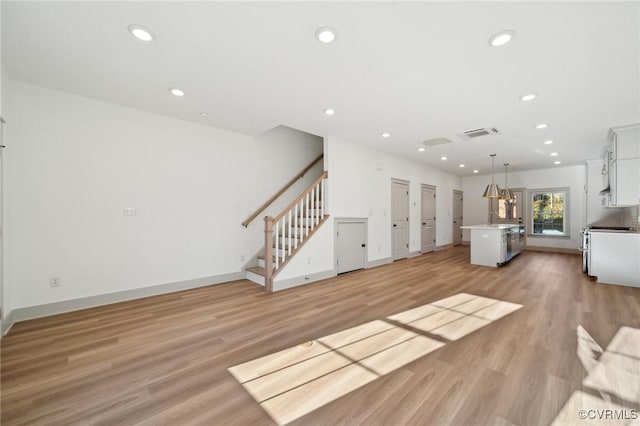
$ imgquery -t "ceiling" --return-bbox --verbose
[2,1,639,176]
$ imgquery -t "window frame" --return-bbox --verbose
[527,187,570,238]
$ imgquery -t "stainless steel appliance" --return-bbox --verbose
[580,228,589,273]
[500,225,525,265]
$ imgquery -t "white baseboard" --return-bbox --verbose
[366,257,392,269]
[274,269,336,291]
[2,310,15,337]
[408,251,421,258]
[12,271,245,323]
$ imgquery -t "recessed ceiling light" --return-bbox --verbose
[459,164,465,168]
[128,25,154,42]
[169,88,185,97]
[488,30,515,47]
[323,108,335,116]
[520,93,537,102]
[418,147,426,152]
[544,140,554,145]
[315,27,337,43]
[550,152,558,157]
[473,169,479,173]
[199,112,209,118]
[440,156,447,161]
[536,123,548,129]
[554,160,562,165]
[381,132,391,138]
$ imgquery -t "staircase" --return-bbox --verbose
[246,171,329,292]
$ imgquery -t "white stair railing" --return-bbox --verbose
[264,171,328,292]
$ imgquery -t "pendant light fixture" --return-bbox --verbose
[482,154,501,198]
[501,163,515,202]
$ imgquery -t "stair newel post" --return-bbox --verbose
[264,216,274,293]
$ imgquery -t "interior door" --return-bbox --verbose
[489,188,525,224]
[453,191,463,246]
[391,179,409,260]
[336,221,366,274]
[421,185,436,253]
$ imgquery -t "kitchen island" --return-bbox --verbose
[460,224,524,267]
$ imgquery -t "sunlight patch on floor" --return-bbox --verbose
[391,293,523,341]
[228,293,522,425]
[551,326,640,425]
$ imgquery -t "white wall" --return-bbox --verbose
[5,79,322,310]
[462,165,586,250]
[277,136,463,281]
[245,125,323,225]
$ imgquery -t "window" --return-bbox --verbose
[489,189,524,224]
[529,188,569,236]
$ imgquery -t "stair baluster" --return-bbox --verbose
[253,172,329,292]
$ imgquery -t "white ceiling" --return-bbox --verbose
[2,1,639,175]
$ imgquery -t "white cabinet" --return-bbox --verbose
[589,231,640,287]
[606,125,640,207]
[613,158,640,206]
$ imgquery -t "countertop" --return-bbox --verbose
[588,229,640,234]
[460,224,521,230]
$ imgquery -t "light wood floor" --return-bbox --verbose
[2,247,640,425]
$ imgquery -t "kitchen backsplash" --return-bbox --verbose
[624,205,640,229]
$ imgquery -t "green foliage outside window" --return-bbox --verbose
[532,191,565,234]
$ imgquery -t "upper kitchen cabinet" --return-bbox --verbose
[607,124,640,207]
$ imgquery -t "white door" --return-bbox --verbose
[453,191,463,246]
[421,185,436,253]
[336,222,366,274]
[489,188,525,224]
[391,179,409,260]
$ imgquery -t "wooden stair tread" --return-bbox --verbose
[257,254,277,261]
[246,266,267,276]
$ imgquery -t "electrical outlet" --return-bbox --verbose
[124,207,136,216]
[50,277,60,287]
[307,257,312,264]
[240,254,245,262]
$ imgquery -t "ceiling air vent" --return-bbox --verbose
[459,127,501,140]
[422,137,452,147]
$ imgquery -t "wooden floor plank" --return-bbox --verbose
[2,247,639,425]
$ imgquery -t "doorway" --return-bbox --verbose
[421,184,436,253]
[335,219,367,274]
[391,179,409,260]
[453,190,463,246]
[488,188,525,225]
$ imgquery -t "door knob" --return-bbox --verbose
[422,222,426,225]
[361,244,366,248]
[393,224,397,227]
